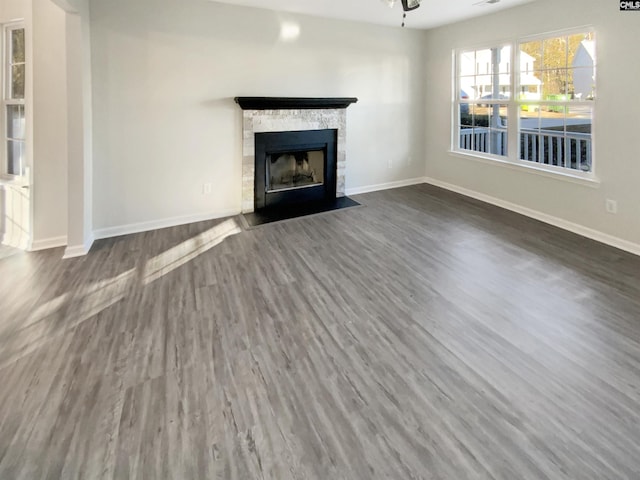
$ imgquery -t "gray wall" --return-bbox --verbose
[424,0,640,248]
[90,0,427,232]
[32,0,68,244]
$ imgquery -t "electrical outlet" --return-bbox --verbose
[605,199,617,214]
[407,156,413,165]
[388,159,393,169]
[203,183,212,195]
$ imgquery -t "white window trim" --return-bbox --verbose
[2,22,26,180]
[452,28,597,183]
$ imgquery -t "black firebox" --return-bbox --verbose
[254,129,337,211]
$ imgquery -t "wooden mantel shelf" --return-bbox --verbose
[234,97,358,110]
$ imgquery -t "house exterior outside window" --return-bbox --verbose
[454,30,595,178]
[2,24,26,177]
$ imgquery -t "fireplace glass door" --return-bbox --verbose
[266,150,325,193]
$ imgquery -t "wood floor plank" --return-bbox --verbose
[1,184,640,479]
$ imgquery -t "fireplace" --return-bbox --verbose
[254,129,337,210]
[235,97,357,214]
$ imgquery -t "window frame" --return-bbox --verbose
[452,27,596,182]
[454,42,514,161]
[2,22,26,179]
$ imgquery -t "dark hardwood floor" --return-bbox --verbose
[1,184,640,479]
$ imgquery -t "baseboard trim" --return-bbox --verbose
[29,236,67,251]
[63,243,90,259]
[93,208,240,241]
[346,177,427,196]
[63,233,95,259]
[424,177,640,257]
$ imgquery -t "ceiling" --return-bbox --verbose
[210,0,537,30]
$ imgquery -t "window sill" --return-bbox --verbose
[0,176,29,188]
[447,150,601,188]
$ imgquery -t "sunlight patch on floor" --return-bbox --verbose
[0,268,138,369]
[73,268,138,320]
[0,219,242,368]
[143,218,242,285]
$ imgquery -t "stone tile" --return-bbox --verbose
[242,139,255,157]
[242,157,254,169]
[240,107,352,208]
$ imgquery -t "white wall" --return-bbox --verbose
[31,0,68,246]
[54,0,94,257]
[0,0,26,21]
[424,0,640,249]
[1,0,32,249]
[90,0,426,232]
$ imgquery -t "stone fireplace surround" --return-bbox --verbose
[235,97,358,214]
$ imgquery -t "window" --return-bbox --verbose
[454,30,595,176]
[2,24,26,177]
[519,33,595,172]
[456,45,511,157]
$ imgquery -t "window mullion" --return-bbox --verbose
[509,41,519,162]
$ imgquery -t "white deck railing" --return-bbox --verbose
[459,127,592,172]
[459,127,508,156]
[520,128,591,171]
